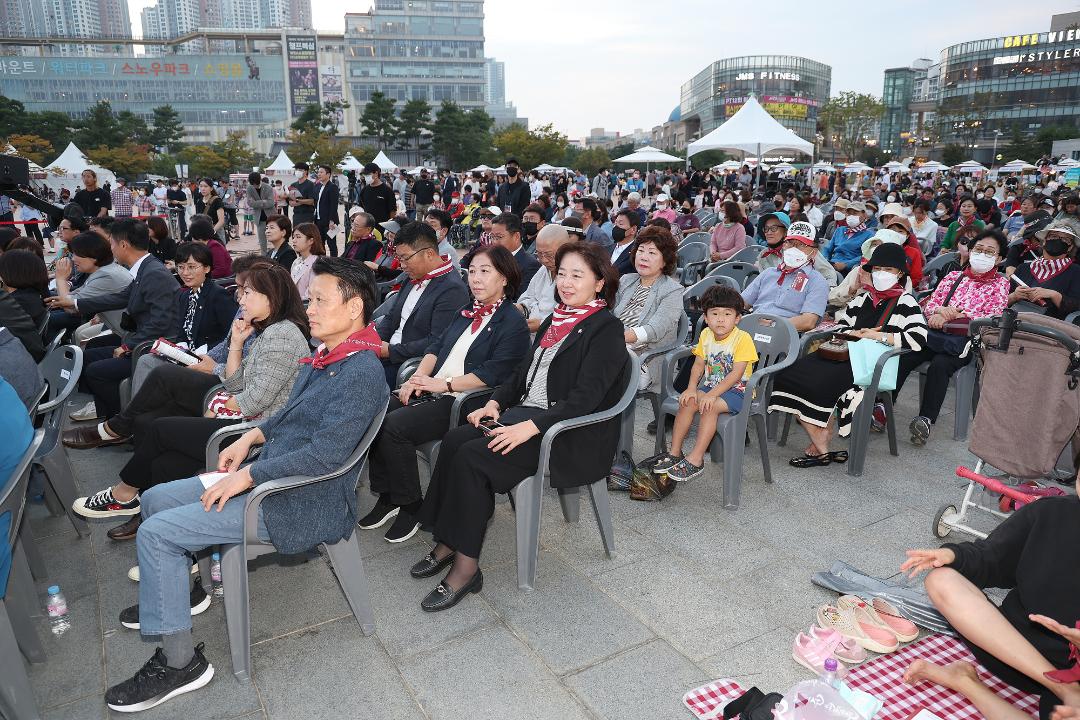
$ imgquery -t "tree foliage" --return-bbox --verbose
[85,143,153,177]
[149,105,186,153]
[75,100,128,149]
[571,147,611,176]
[819,91,885,162]
[430,100,494,169]
[5,134,54,164]
[285,129,353,168]
[1004,125,1077,163]
[941,144,966,167]
[492,123,569,171]
[395,99,432,166]
[359,91,398,150]
[176,131,256,178]
[291,99,350,136]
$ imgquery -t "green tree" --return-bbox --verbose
[574,147,612,176]
[76,100,126,149]
[358,91,398,150]
[430,101,494,169]
[211,131,256,173]
[3,134,54,164]
[85,143,152,178]
[687,149,729,169]
[395,99,432,166]
[286,129,352,168]
[819,91,885,162]
[149,105,186,153]
[116,110,152,146]
[608,142,635,159]
[856,145,889,167]
[291,99,350,136]
[941,144,966,167]
[492,122,569,171]
[179,145,230,179]
[1004,125,1077,163]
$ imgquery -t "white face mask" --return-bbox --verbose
[887,195,896,202]
[364,174,374,185]
[783,247,809,268]
[901,207,913,216]
[557,200,565,208]
[968,251,997,274]
[834,210,846,221]
[871,271,899,291]
[934,208,946,217]
[846,215,862,227]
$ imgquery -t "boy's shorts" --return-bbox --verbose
[697,383,744,414]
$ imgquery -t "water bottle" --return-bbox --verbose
[46,585,70,636]
[210,553,223,597]
[819,657,841,688]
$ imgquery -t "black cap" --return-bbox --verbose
[862,243,909,273]
[1022,212,1053,239]
[294,162,309,171]
[362,162,380,174]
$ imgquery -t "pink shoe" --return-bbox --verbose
[870,598,919,643]
[818,603,899,655]
[834,596,901,654]
[792,630,848,676]
[809,625,867,664]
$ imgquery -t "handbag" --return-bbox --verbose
[628,452,677,501]
[816,296,899,363]
[922,277,972,356]
[849,338,899,391]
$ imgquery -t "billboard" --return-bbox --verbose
[0,55,276,81]
[724,95,820,120]
[286,36,319,118]
[319,63,344,128]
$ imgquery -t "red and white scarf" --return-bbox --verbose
[540,299,606,348]
[760,243,783,259]
[1029,257,1073,283]
[461,298,502,333]
[301,323,382,370]
[844,220,868,237]
[775,263,805,286]
[412,257,454,285]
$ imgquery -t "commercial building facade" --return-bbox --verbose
[679,55,832,148]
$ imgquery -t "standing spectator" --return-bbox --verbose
[246,172,276,255]
[12,199,47,250]
[166,178,189,237]
[360,163,397,223]
[74,169,112,218]
[579,198,613,249]
[0,193,13,224]
[273,179,288,216]
[591,168,611,200]
[495,158,531,217]
[412,168,437,219]
[289,163,317,225]
[314,164,341,257]
[133,186,156,218]
[111,177,134,218]
[195,179,226,242]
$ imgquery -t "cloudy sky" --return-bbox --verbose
[131,0,1078,139]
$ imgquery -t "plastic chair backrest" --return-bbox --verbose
[36,310,49,339]
[0,430,45,547]
[681,231,710,248]
[36,344,82,416]
[373,292,397,320]
[700,216,718,231]
[708,261,760,289]
[729,246,764,264]
[683,276,740,318]
[693,208,711,220]
[46,329,65,354]
[677,242,709,266]
[738,314,799,414]
[923,251,958,278]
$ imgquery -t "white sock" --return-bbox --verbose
[97,422,112,440]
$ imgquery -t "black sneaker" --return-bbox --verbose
[105,642,215,712]
[120,578,211,630]
[357,497,399,530]
[72,488,141,519]
[384,508,420,544]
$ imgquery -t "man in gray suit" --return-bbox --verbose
[375,221,469,387]
[48,218,178,420]
[246,171,276,254]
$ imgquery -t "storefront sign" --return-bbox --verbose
[286,36,319,118]
[724,95,819,119]
[734,71,801,82]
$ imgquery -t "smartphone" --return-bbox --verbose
[479,418,504,435]
[408,392,437,406]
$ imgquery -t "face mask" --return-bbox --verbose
[433,195,440,202]
[935,208,946,217]
[611,226,627,243]
[557,200,565,208]
[364,174,374,184]
[968,251,997,274]
[846,215,861,227]
[887,195,896,202]
[507,167,519,178]
[1044,238,1070,257]
[657,203,668,210]
[783,247,808,268]
[682,207,693,214]
[522,221,538,236]
[1006,195,1015,201]
[902,207,913,216]
[834,210,846,221]
[871,271,899,291]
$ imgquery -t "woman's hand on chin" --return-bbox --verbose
[486,420,539,455]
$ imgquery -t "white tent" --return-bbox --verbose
[533,163,560,173]
[45,142,116,186]
[841,161,870,174]
[714,160,743,171]
[265,150,296,175]
[882,160,907,172]
[337,152,362,171]
[810,161,836,172]
[371,151,397,171]
[915,161,949,174]
[469,164,493,173]
[1055,158,1080,170]
[612,145,683,165]
[771,162,796,173]
[1000,159,1035,171]
[687,96,813,161]
[954,160,988,174]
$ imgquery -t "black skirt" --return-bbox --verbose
[769,354,854,428]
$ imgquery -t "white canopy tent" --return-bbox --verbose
[43,142,116,191]
[915,161,950,174]
[533,163,563,173]
[882,160,908,172]
[713,160,743,171]
[611,145,684,165]
[337,152,362,171]
[771,162,796,173]
[810,161,836,172]
[954,160,988,174]
[265,150,296,175]
[841,161,870,174]
[469,164,493,173]
[371,151,397,171]
[999,159,1035,172]
[1054,158,1080,170]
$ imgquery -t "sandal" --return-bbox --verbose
[789,453,831,468]
[832,597,900,654]
[828,451,848,464]
[869,597,919,643]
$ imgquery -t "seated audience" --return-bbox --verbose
[290,222,325,301]
[342,211,382,264]
[0,249,48,334]
[361,245,529,543]
[741,222,829,332]
[612,224,683,392]
[410,241,627,612]
[608,209,640,275]
[710,201,748,262]
[487,212,539,294]
[1004,213,1054,275]
[187,215,232,279]
[823,200,876,276]
[0,283,44,361]
[828,228,911,308]
[104,258,386,714]
[145,215,177,266]
[517,224,572,332]
[1009,222,1080,321]
[879,211,925,287]
[424,208,462,269]
[675,198,701,232]
[265,214,296,269]
[49,231,132,340]
[893,229,1009,446]
[770,243,927,468]
[941,196,985,252]
[910,199,940,256]
[521,203,546,249]
[758,210,838,285]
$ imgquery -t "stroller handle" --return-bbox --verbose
[971,309,1080,355]
[956,466,1050,506]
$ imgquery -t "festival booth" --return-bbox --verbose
[42,142,116,193]
[264,150,297,178]
[612,145,684,198]
[337,152,363,172]
[371,151,397,172]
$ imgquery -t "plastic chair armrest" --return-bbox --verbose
[660,345,694,397]
[449,387,495,425]
[204,421,260,468]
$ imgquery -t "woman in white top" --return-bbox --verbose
[360,245,530,543]
[910,199,940,256]
[288,221,325,302]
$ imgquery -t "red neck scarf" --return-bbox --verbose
[844,220,868,237]
[301,323,382,370]
[541,299,606,348]
[957,214,975,227]
[461,298,502,332]
[962,266,999,284]
[761,243,783,259]
[775,262,805,286]
[1029,257,1073,283]
[412,257,454,285]
[861,282,904,306]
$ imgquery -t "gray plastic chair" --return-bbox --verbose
[372,290,399,321]
[915,360,978,441]
[680,231,711,248]
[706,261,760,290]
[921,252,958,289]
[683,276,740,327]
[728,245,765,264]
[700,214,719,231]
[376,272,409,304]
[693,208,712,221]
[653,315,798,509]
[677,242,710,286]
[512,350,639,591]
[204,397,389,681]
[33,344,88,540]
[618,313,690,457]
[45,329,65,354]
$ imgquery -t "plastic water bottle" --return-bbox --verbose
[210,553,223,597]
[819,657,841,688]
[46,585,70,636]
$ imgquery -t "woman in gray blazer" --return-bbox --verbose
[612,224,684,393]
[49,231,132,339]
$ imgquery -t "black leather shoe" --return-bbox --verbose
[107,514,142,541]
[421,570,483,613]
[409,550,454,579]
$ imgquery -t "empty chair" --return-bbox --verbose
[653,315,798,509]
[921,251,958,289]
[707,261,760,290]
[206,398,389,681]
[728,245,765,264]
[693,208,712,221]
[677,242,710,286]
[32,344,87,539]
[680,231,711,248]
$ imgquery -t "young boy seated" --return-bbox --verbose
[654,286,757,482]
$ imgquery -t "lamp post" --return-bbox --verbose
[990,129,1003,170]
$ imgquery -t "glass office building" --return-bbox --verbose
[679,55,832,147]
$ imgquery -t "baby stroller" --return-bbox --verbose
[933,309,1080,540]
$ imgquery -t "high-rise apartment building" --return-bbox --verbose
[3,0,131,56]
[140,0,313,55]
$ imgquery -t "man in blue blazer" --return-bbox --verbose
[48,218,179,419]
[105,257,388,714]
[375,221,469,387]
[608,208,639,276]
[489,212,540,297]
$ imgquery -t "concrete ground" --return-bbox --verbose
[21,372,1015,720]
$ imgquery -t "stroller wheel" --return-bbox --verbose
[933,504,957,539]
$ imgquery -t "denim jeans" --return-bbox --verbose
[136,475,269,636]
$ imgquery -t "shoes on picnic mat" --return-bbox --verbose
[816,603,898,655]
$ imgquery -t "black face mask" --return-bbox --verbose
[612,226,627,243]
[681,207,692,214]
[506,167,519,178]
[1044,238,1071,257]
[522,221,538,237]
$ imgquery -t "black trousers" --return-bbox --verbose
[415,406,544,560]
[895,349,970,423]
[46,309,82,342]
[80,335,128,418]
[24,222,43,244]
[317,219,338,257]
[108,363,221,437]
[119,415,239,491]
[369,395,454,507]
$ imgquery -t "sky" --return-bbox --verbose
[131,0,1079,139]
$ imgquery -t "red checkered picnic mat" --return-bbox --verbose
[681,634,1039,719]
[845,633,1039,720]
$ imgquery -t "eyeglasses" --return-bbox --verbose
[763,225,785,233]
[394,248,426,264]
[535,251,556,261]
[176,263,205,273]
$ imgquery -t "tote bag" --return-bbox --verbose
[848,338,899,391]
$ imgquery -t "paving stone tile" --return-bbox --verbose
[41,693,107,720]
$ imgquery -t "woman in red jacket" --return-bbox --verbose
[882,214,924,287]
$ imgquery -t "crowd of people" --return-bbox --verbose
[2,153,1079,718]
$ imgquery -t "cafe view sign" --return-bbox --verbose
[992,28,1080,66]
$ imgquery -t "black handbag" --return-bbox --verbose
[922,277,970,356]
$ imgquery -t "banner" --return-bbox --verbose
[724,95,820,120]
[286,36,319,118]
[319,63,344,128]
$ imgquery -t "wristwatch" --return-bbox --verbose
[445,377,453,392]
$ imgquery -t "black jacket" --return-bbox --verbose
[0,291,44,361]
[267,243,297,270]
[360,182,396,224]
[342,236,382,264]
[170,279,238,350]
[1013,261,1080,320]
[78,254,179,348]
[490,310,628,489]
[315,180,340,227]
[376,271,470,364]
[10,288,46,335]
[495,179,531,217]
[425,300,530,387]
[512,248,541,299]
[609,242,637,276]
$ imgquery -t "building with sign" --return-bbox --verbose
[879,12,1080,164]
[679,55,832,147]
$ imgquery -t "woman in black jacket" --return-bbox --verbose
[0,249,48,332]
[410,241,628,612]
[145,215,177,266]
[360,245,530,543]
[1009,222,1080,321]
[170,242,238,350]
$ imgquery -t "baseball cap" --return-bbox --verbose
[785,221,816,245]
[759,211,792,229]
[1036,221,1079,243]
[379,220,401,235]
[656,193,670,203]
[847,200,867,213]
[481,206,502,218]
[833,198,851,211]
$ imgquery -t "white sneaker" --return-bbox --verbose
[69,400,100,422]
[128,563,199,582]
